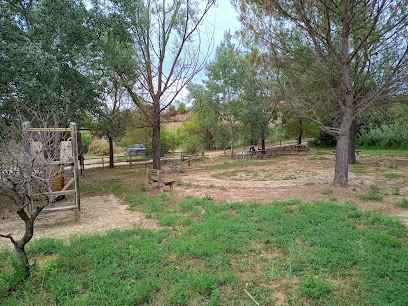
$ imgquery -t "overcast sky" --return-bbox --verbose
[190,1,241,85]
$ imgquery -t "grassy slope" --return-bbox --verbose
[1,152,408,305]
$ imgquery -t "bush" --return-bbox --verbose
[357,123,408,149]
[177,102,187,114]
[88,139,110,156]
[80,132,92,154]
[182,135,204,153]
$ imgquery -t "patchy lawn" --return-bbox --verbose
[1,149,408,305]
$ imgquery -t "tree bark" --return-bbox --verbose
[334,0,353,187]
[334,107,354,187]
[348,119,357,164]
[108,135,114,168]
[261,133,266,152]
[152,118,161,170]
[230,132,234,157]
[205,129,212,150]
[298,118,303,145]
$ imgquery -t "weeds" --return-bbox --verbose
[396,199,408,208]
[393,187,401,195]
[322,189,333,195]
[350,166,367,174]
[359,185,383,201]
[384,173,404,179]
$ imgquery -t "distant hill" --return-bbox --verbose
[163,111,192,133]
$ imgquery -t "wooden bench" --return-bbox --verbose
[147,169,175,192]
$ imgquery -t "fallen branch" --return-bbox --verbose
[244,284,260,306]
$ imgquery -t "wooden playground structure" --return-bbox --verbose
[25,122,81,216]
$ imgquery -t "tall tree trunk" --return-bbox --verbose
[334,108,354,187]
[108,135,114,168]
[348,119,357,164]
[230,132,234,157]
[261,133,266,153]
[152,118,161,170]
[334,1,353,187]
[205,129,212,150]
[298,118,303,145]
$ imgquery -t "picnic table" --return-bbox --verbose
[293,144,311,152]
[235,151,251,161]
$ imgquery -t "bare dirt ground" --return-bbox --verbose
[1,149,408,250]
[174,151,408,226]
[0,195,159,249]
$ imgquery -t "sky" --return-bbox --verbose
[204,1,241,52]
[182,0,241,100]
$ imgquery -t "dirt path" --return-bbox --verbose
[0,195,159,249]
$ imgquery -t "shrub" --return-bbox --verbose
[80,132,92,154]
[177,102,187,113]
[182,135,204,154]
[88,139,110,156]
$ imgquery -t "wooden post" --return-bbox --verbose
[102,157,104,168]
[70,122,80,213]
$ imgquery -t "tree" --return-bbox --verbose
[0,119,62,273]
[197,33,248,157]
[0,0,101,126]
[93,0,215,170]
[238,0,408,186]
[92,90,133,168]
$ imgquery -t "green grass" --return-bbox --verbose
[359,148,408,157]
[210,160,270,170]
[359,185,383,201]
[322,188,333,195]
[350,166,367,174]
[396,199,408,208]
[383,173,405,179]
[1,187,408,305]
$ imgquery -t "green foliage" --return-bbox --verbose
[80,132,93,154]
[357,105,408,149]
[182,135,204,154]
[88,139,110,156]
[0,0,101,125]
[120,125,181,155]
[177,102,187,114]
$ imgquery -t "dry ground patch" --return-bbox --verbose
[1,149,407,249]
[175,151,408,226]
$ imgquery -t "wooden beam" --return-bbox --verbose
[71,122,80,213]
[43,205,77,212]
[61,178,74,191]
[33,190,76,197]
[27,128,71,132]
